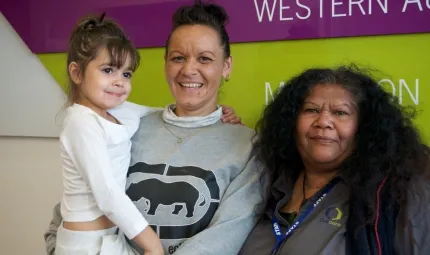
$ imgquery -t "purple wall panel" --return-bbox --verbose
[1,0,429,53]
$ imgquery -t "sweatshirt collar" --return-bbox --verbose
[162,104,222,128]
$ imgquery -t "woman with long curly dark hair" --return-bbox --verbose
[240,65,430,255]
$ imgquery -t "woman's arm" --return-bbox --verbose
[395,176,430,254]
[173,156,268,255]
[44,203,61,255]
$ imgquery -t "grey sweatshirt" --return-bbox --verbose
[240,173,430,254]
[44,105,266,255]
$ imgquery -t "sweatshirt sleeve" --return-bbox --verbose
[61,113,148,239]
[173,156,267,255]
[44,202,62,255]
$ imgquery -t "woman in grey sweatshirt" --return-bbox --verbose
[44,1,266,254]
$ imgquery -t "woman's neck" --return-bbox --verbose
[303,169,339,190]
[163,104,222,128]
[280,169,339,214]
[174,103,218,117]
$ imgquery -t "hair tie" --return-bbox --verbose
[99,12,106,23]
[83,12,106,31]
[83,20,97,30]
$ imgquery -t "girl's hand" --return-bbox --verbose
[221,105,243,125]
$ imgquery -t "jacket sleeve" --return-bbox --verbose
[395,176,430,255]
[44,202,62,255]
[174,156,268,255]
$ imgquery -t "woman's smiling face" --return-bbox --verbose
[164,24,232,116]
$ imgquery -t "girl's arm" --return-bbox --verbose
[221,105,243,125]
[111,101,163,118]
[61,112,161,251]
[113,101,243,124]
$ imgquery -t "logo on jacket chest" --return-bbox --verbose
[320,207,343,228]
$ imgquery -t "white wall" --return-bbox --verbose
[0,9,66,254]
[0,137,63,254]
[0,8,65,254]
[0,13,66,137]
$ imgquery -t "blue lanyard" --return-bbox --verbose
[271,177,340,254]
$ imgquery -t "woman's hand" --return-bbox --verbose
[221,105,243,125]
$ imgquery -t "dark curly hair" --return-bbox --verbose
[255,64,429,224]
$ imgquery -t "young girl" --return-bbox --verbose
[56,13,241,255]
[55,13,164,255]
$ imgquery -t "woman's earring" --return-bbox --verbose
[225,75,230,82]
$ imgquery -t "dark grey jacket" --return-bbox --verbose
[240,175,430,255]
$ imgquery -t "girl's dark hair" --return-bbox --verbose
[255,64,428,225]
[166,0,231,58]
[66,13,140,106]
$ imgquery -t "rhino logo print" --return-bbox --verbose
[127,179,206,218]
[126,162,221,242]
